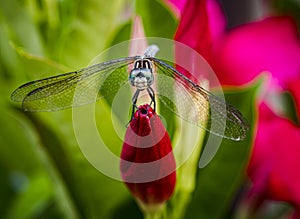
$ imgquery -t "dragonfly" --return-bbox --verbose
[11,45,249,141]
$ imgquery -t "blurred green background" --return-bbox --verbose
[0,0,256,218]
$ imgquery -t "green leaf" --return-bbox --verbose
[2,1,138,218]
[0,0,45,56]
[184,80,260,219]
[0,19,24,80]
[108,20,132,46]
[136,0,177,38]
[272,0,300,30]
[5,172,53,219]
[0,105,74,219]
[52,0,126,68]
[23,104,128,218]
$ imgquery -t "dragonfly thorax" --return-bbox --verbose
[129,59,154,90]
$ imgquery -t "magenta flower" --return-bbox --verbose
[211,16,300,87]
[173,0,300,87]
[120,104,176,210]
[166,0,188,16]
[171,0,300,216]
[248,103,300,213]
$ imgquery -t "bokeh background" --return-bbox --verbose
[1,0,299,218]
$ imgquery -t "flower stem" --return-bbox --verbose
[138,200,166,219]
[167,118,207,218]
[144,211,162,219]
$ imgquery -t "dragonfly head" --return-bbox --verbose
[129,59,154,90]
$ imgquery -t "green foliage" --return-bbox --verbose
[272,0,300,31]
[185,82,259,219]
[0,0,256,219]
[135,0,177,38]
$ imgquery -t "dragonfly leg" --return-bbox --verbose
[130,89,141,121]
[147,86,156,112]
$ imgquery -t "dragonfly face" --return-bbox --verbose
[129,59,154,90]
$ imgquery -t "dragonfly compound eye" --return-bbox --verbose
[129,68,154,90]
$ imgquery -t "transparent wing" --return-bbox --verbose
[11,57,136,111]
[151,57,249,141]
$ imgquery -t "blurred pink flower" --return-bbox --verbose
[166,0,188,16]
[173,0,300,87]
[171,0,300,215]
[211,16,300,87]
[248,103,300,212]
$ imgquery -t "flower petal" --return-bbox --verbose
[120,105,176,206]
[175,0,225,63]
[212,16,300,87]
[165,0,188,16]
[248,102,300,209]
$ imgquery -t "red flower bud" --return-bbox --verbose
[120,104,176,208]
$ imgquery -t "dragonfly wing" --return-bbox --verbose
[152,57,249,141]
[11,57,136,111]
[155,68,212,135]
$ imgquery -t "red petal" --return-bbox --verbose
[175,0,225,61]
[175,0,211,62]
[174,0,225,82]
[120,104,176,205]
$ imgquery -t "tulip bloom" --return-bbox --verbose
[120,104,176,210]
